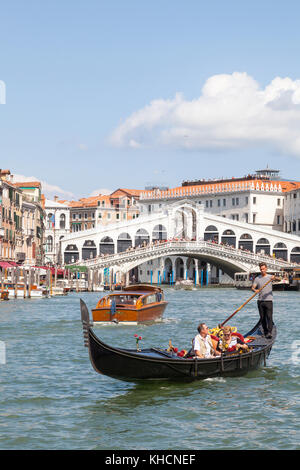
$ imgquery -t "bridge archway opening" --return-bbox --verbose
[174,207,197,240]
[273,242,288,261]
[152,224,167,242]
[175,257,184,279]
[100,236,115,255]
[135,229,150,247]
[221,229,236,248]
[64,244,79,264]
[291,246,300,263]
[117,233,132,253]
[186,258,195,280]
[239,233,253,252]
[164,257,173,283]
[256,238,270,255]
[82,240,97,260]
[204,225,219,243]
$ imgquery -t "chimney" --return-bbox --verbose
[54,195,59,202]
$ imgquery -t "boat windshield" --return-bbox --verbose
[110,295,140,305]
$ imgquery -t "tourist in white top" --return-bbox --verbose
[192,323,221,358]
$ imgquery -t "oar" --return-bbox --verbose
[219,277,273,328]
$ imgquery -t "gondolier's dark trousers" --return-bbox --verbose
[257,300,273,336]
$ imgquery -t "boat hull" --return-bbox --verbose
[81,299,276,382]
[92,302,168,324]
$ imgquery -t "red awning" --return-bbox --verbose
[0,261,15,268]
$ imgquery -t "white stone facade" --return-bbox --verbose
[44,199,70,265]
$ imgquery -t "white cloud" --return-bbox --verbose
[89,188,112,197]
[11,174,76,199]
[109,72,300,157]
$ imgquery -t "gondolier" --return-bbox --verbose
[251,262,279,339]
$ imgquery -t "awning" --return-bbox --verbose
[65,265,88,273]
[0,261,14,268]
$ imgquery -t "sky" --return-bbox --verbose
[2,0,300,200]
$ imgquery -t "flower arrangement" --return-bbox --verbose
[134,334,142,351]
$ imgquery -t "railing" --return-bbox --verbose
[140,181,283,201]
[72,239,296,270]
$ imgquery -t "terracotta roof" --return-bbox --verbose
[13,181,41,188]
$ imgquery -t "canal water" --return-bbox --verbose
[0,287,299,450]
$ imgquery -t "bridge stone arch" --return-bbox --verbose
[64,244,79,264]
[221,229,236,248]
[152,224,167,242]
[256,238,270,255]
[273,242,288,261]
[291,246,300,263]
[204,225,219,243]
[119,248,251,280]
[170,200,199,240]
[164,257,173,283]
[135,228,150,247]
[100,236,115,255]
[82,240,97,260]
[117,232,132,253]
[239,233,253,252]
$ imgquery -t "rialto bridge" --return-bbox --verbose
[60,200,300,284]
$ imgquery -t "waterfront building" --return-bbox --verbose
[44,197,71,265]
[60,188,142,233]
[138,168,300,232]
[284,187,300,236]
[13,181,45,265]
[0,170,23,261]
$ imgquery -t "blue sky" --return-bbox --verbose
[1,0,300,199]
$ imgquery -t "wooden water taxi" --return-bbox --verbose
[91,285,168,324]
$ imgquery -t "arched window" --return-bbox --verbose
[256,238,270,255]
[273,242,288,261]
[82,240,97,260]
[291,246,300,263]
[47,213,54,229]
[64,244,79,264]
[117,233,132,253]
[46,235,53,252]
[99,236,115,255]
[60,214,66,229]
[152,224,167,242]
[204,225,219,242]
[221,229,236,248]
[239,233,253,252]
[135,229,150,247]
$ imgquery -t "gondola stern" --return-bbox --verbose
[80,298,94,348]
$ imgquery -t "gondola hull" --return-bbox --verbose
[81,299,276,382]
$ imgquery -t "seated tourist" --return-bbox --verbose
[192,323,221,358]
[217,326,248,353]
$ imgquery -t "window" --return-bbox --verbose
[253,197,256,204]
[253,214,256,223]
[209,200,213,207]
[223,199,226,206]
[206,201,209,208]
[232,198,235,206]
[277,215,281,225]
[245,196,248,204]
[218,199,221,207]
[236,198,239,205]
[277,198,281,206]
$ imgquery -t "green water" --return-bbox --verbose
[0,287,299,450]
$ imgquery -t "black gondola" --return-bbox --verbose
[80,299,276,382]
